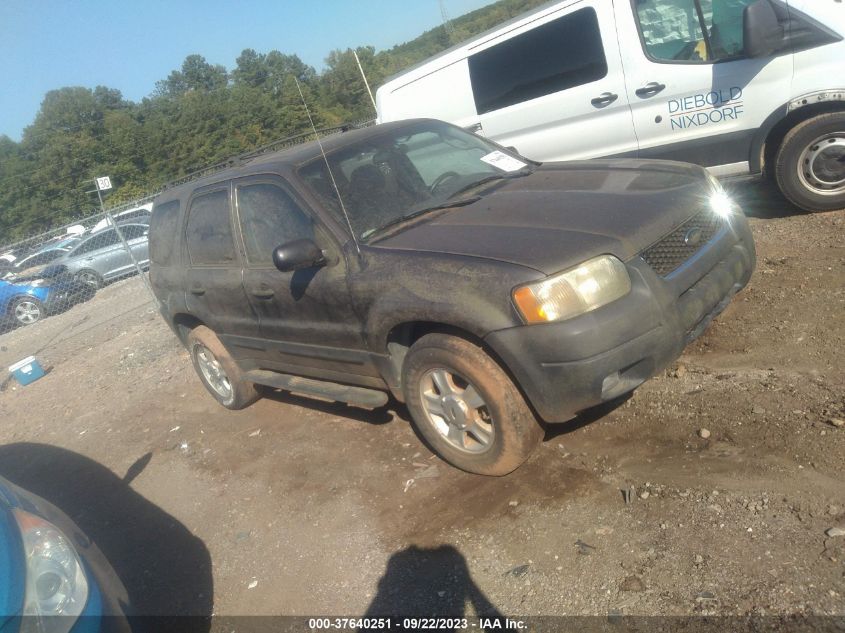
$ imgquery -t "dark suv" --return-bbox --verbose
[149,118,755,475]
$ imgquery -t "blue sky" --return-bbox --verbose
[0,0,495,141]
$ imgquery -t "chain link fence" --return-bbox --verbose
[0,120,376,378]
[1,198,158,336]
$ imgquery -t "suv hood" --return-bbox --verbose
[373,160,717,275]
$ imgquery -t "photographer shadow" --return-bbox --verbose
[362,545,504,632]
[0,442,212,633]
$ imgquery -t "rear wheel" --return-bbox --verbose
[402,333,544,476]
[75,269,103,289]
[775,112,845,211]
[187,326,260,410]
[11,296,44,326]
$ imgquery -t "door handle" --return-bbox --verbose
[189,286,206,296]
[251,288,275,300]
[591,92,618,107]
[635,82,666,98]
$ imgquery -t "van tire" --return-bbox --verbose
[187,325,260,410]
[775,112,845,212]
[402,333,544,476]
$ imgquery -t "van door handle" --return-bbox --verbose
[591,92,618,107]
[189,286,206,296]
[251,288,275,300]
[635,82,666,98]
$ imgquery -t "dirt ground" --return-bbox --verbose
[0,181,842,626]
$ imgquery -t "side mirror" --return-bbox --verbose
[272,239,326,272]
[743,0,784,58]
[743,0,841,58]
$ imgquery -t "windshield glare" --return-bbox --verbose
[299,121,529,241]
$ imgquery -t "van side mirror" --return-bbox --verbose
[744,0,842,59]
[743,0,785,58]
[272,239,326,272]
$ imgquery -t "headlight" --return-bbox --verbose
[513,255,631,324]
[13,509,89,633]
[709,189,735,218]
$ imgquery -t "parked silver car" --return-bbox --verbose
[55,222,150,288]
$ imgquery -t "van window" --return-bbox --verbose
[186,189,237,266]
[634,0,754,62]
[468,7,607,115]
[236,183,314,265]
[149,200,180,265]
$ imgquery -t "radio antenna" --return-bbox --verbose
[294,76,361,255]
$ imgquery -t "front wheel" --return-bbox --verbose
[775,112,845,212]
[402,333,544,476]
[187,325,260,410]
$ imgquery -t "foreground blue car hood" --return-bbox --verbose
[0,485,25,628]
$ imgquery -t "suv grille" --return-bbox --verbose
[641,210,724,276]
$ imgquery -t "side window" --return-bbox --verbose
[84,229,120,253]
[149,200,180,265]
[634,0,754,62]
[118,224,148,240]
[468,7,607,115]
[185,189,237,266]
[236,183,314,266]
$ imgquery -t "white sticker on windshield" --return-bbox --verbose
[480,151,527,172]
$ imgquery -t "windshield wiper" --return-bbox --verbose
[446,167,534,200]
[362,195,482,241]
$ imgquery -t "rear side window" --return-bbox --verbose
[78,230,119,255]
[468,7,607,115]
[118,224,148,240]
[185,189,237,266]
[149,200,180,265]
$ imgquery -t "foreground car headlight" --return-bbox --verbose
[705,172,735,218]
[13,509,89,633]
[709,189,735,218]
[513,255,631,324]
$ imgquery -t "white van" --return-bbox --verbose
[376,0,845,211]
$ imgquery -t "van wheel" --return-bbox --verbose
[187,325,259,410]
[402,333,544,476]
[775,112,845,211]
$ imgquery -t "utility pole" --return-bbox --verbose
[440,0,455,37]
[352,49,377,114]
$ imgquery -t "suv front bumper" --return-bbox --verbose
[484,214,755,422]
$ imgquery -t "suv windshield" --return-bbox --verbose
[299,120,532,241]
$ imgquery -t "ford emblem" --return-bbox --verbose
[684,227,703,247]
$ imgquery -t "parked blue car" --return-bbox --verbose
[0,267,94,328]
[0,475,132,633]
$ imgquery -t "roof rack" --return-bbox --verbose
[163,118,375,191]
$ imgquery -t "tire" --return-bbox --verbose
[10,296,44,327]
[401,333,544,476]
[75,269,103,289]
[187,325,260,410]
[775,112,845,212]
